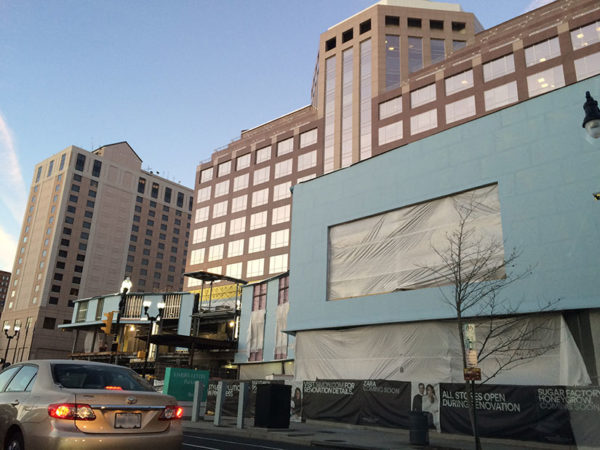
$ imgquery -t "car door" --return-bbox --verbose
[0,366,24,440]
[3,364,38,428]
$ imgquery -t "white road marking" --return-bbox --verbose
[182,444,221,450]
[183,433,290,450]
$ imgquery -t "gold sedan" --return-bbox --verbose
[0,360,182,450]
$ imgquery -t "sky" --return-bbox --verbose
[0,0,552,272]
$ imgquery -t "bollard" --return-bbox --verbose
[191,380,203,422]
[237,382,249,429]
[214,380,227,426]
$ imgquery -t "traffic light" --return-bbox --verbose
[101,312,114,335]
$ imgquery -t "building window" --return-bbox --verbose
[271,229,289,249]
[571,20,600,50]
[445,96,476,124]
[360,19,371,34]
[233,174,249,191]
[379,96,402,120]
[483,54,515,82]
[190,248,205,265]
[197,186,211,203]
[445,69,473,95]
[47,160,54,177]
[212,200,228,218]
[252,188,269,208]
[526,65,565,97]
[484,81,519,111]
[325,37,336,52]
[231,195,247,213]
[215,180,230,197]
[35,166,42,182]
[298,151,317,171]
[75,153,86,171]
[324,55,336,173]
[410,109,438,135]
[237,153,251,170]
[247,259,265,278]
[218,160,231,177]
[208,244,224,262]
[300,129,317,148]
[574,52,600,81]
[43,317,57,329]
[408,36,423,73]
[269,254,288,274]
[228,239,244,257]
[452,40,466,51]
[151,183,159,199]
[411,84,436,108]
[164,187,172,204]
[341,47,354,168]
[211,222,226,239]
[195,206,209,223]
[342,28,353,43]
[272,205,290,225]
[226,262,242,279]
[278,275,289,305]
[275,159,293,179]
[248,234,266,253]
[360,38,372,160]
[525,37,560,67]
[230,217,246,235]
[385,35,400,90]
[250,211,268,230]
[200,167,213,183]
[253,167,270,186]
[92,160,102,177]
[273,182,291,201]
[256,146,271,164]
[277,138,293,156]
[430,38,445,64]
[378,121,403,145]
[138,177,146,194]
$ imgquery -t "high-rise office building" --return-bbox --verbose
[0,270,10,315]
[187,0,599,290]
[2,142,193,360]
[186,0,482,285]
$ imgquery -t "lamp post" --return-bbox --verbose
[113,277,133,365]
[3,325,20,368]
[142,300,165,379]
[583,91,600,139]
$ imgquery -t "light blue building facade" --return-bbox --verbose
[287,77,600,385]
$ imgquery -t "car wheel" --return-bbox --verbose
[5,431,24,450]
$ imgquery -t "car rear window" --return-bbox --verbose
[52,364,154,392]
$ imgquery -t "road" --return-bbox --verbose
[182,431,337,450]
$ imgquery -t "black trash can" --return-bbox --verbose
[408,411,430,445]
[254,383,291,428]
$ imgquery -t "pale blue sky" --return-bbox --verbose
[0,0,549,271]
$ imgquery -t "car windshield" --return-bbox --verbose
[52,364,154,392]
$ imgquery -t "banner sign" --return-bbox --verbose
[302,379,411,427]
[205,380,284,417]
[440,384,600,445]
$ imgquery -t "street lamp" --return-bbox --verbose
[3,325,20,368]
[583,91,600,139]
[141,300,165,379]
[113,277,133,364]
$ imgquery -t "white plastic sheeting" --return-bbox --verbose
[275,302,290,359]
[294,313,591,386]
[327,185,503,300]
[247,309,265,357]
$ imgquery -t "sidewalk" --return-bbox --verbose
[182,416,580,450]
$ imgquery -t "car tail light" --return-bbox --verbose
[159,405,184,420]
[48,403,96,420]
[104,385,123,390]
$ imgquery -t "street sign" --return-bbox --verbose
[163,367,210,402]
[464,367,481,381]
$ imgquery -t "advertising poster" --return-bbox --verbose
[303,380,362,424]
[289,381,304,422]
[411,381,440,431]
[361,379,411,427]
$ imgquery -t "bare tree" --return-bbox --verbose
[424,196,556,450]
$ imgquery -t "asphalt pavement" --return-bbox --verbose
[182,416,585,450]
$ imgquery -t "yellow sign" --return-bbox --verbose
[190,283,241,300]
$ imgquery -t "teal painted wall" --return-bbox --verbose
[288,76,600,332]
